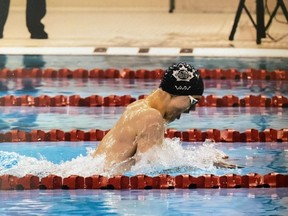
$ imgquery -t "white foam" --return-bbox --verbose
[0,139,239,178]
[0,149,106,178]
[128,138,229,176]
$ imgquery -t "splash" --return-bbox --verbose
[0,149,107,178]
[127,138,233,176]
[0,139,239,178]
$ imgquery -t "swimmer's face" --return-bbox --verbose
[164,95,200,123]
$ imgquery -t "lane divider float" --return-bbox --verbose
[0,68,287,80]
[0,128,287,142]
[0,94,287,107]
[0,173,287,190]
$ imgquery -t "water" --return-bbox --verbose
[1,79,287,98]
[1,54,288,70]
[0,189,288,216]
[0,54,287,215]
[0,140,288,215]
[0,140,287,178]
[0,107,287,132]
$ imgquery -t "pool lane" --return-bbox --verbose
[1,79,287,98]
[0,107,287,132]
[1,55,288,71]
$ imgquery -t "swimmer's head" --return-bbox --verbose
[159,62,204,96]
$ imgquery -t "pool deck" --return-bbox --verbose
[0,7,288,56]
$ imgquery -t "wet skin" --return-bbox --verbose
[93,89,237,175]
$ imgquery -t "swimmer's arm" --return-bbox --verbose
[110,157,136,175]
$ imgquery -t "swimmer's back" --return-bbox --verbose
[92,100,163,163]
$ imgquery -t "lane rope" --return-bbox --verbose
[0,94,287,107]
[0,128,287,142]
[0,173,287,190]
[0,68,287,80]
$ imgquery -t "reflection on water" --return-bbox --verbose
[0,183,287,215]
[0,107,287,132]
[23,55,45,69]
[1,55,288,70]
[0,54,7,68]
[0,78,287,98]
[0,55,46,69]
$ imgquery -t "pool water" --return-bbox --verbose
[0,55,287,215]
[0,189,287,216]
[0,142,287,178]
[0,79,287,98]
[1,55,288,71]
[0,106,287,132]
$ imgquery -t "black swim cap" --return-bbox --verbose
[159,62,204,96]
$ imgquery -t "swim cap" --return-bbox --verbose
[159,62,204,96]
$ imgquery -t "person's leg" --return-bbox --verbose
[26,0,48,39]
[0,0,10,38]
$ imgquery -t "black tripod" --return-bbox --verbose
[229,0,288,44]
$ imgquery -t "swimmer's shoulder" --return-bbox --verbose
[140,107,163,122]
[126,100,163,121]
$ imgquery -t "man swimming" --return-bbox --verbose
[93,62,235,175]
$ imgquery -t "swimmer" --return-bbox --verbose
[93,62,236,175]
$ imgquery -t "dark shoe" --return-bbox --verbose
[0,34,3,39]
[30,31,48,39]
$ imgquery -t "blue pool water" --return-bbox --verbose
[0,55,288,215]
[0,189,287,216]
[0,79,287,98]
[0,142,287,177]
[0,107,287,132]
[1,54,288,70]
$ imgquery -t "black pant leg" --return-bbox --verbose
[26,0,47,37]
[0,0,10,37]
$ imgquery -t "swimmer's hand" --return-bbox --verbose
[213,161,243,169]
[214,152,243,168]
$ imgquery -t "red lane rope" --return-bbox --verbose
[0,173,287,190]
[0,94,287,107]
[0,68,287,80]
[0,128,287,142]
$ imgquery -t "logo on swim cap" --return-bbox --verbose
[175,86,191,91]
[172,63,198,82]
[159,62,204,96]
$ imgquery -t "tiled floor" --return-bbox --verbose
[0,7,287,49]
